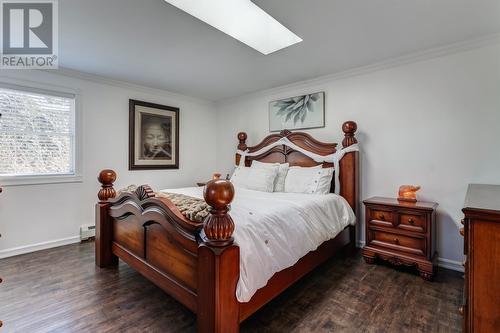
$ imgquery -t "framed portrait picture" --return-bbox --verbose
[269,92,325,132]
[129,99,179,170]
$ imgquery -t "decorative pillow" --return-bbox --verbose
[230,164,279,192]
[284,165,333,194]
[251,160,289,192]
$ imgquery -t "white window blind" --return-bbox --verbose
[0,86,76,178]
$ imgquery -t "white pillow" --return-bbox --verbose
[230,166,251,185]
[284,165,333,194]
[230,165,279,192]
[251,160,289,192]
[315,167,334,194]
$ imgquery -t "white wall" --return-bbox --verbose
[215,43,500,267]
[0,70,217,257]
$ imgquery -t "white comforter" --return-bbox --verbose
[160,186,356,302]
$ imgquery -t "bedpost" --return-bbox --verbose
[237,132,247,151]
[235,132,247,166]
[95,169,118,268]
[340,121,359,247]
[197,178,240,333]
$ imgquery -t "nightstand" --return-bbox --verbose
[361,197,438,280]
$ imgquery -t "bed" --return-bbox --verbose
[95,121,359,333]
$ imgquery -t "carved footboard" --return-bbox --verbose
[95,170,202,310]
[95,171,240,332]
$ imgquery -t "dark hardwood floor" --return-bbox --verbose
[0,241,462,332]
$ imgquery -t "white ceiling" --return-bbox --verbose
[59,0,500,101]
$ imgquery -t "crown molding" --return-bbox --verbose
[217,33,500,107]
[39,67,216,107]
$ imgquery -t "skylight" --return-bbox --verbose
[164,0,302,55]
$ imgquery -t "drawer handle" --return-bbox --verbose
[408,218,414,225]
[393,238,399,245]
[379,214,385,221]
[460,227,464,236]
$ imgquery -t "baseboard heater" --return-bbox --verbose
[80,225,96,241]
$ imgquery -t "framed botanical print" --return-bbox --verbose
[269,92,325,132]
[129,99,179,170]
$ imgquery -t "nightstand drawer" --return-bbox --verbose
[368,208,394,226]
[369,230,425,257]
[398,212,426,233]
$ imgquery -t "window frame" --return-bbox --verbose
[0,77,82,186]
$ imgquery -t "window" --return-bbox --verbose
[0,84,80,185]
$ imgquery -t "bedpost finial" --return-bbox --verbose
[342,121,358,148]
[203,179,235,247]
[98,169,117,202]
[237,132,247,150]
[280,129,292,137]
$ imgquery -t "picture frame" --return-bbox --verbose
[129,99,179,170]
[269,92,325,132]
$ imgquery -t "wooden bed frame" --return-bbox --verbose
[95,121,359,333]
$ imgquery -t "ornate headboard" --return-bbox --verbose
[235,121,359,215]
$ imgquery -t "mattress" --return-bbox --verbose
[160,186,356,302]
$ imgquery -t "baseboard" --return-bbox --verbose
[437,257,464,273]
[0,236,80,259]
[354,240,464,272]
[356,240,365,248]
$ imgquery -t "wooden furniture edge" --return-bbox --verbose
[460,184,500,332]
[362,198,438,280]
[363,197,438,211]
[462,207,500,221]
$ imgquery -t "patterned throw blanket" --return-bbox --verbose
[157,192,209,222]
[118,185,209,222]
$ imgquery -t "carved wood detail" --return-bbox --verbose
[342,121,358,148]
[97,169,117,202]
[363,256,376,264]
[108,196,199,255]
[243,130,338,162]
[96,169,118,267]
[237,132,247,151]
[110,190,204,236]
[135,185,155,201]
[202,179,235,247]
[235,121,357,209]
[419,270,433,281]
